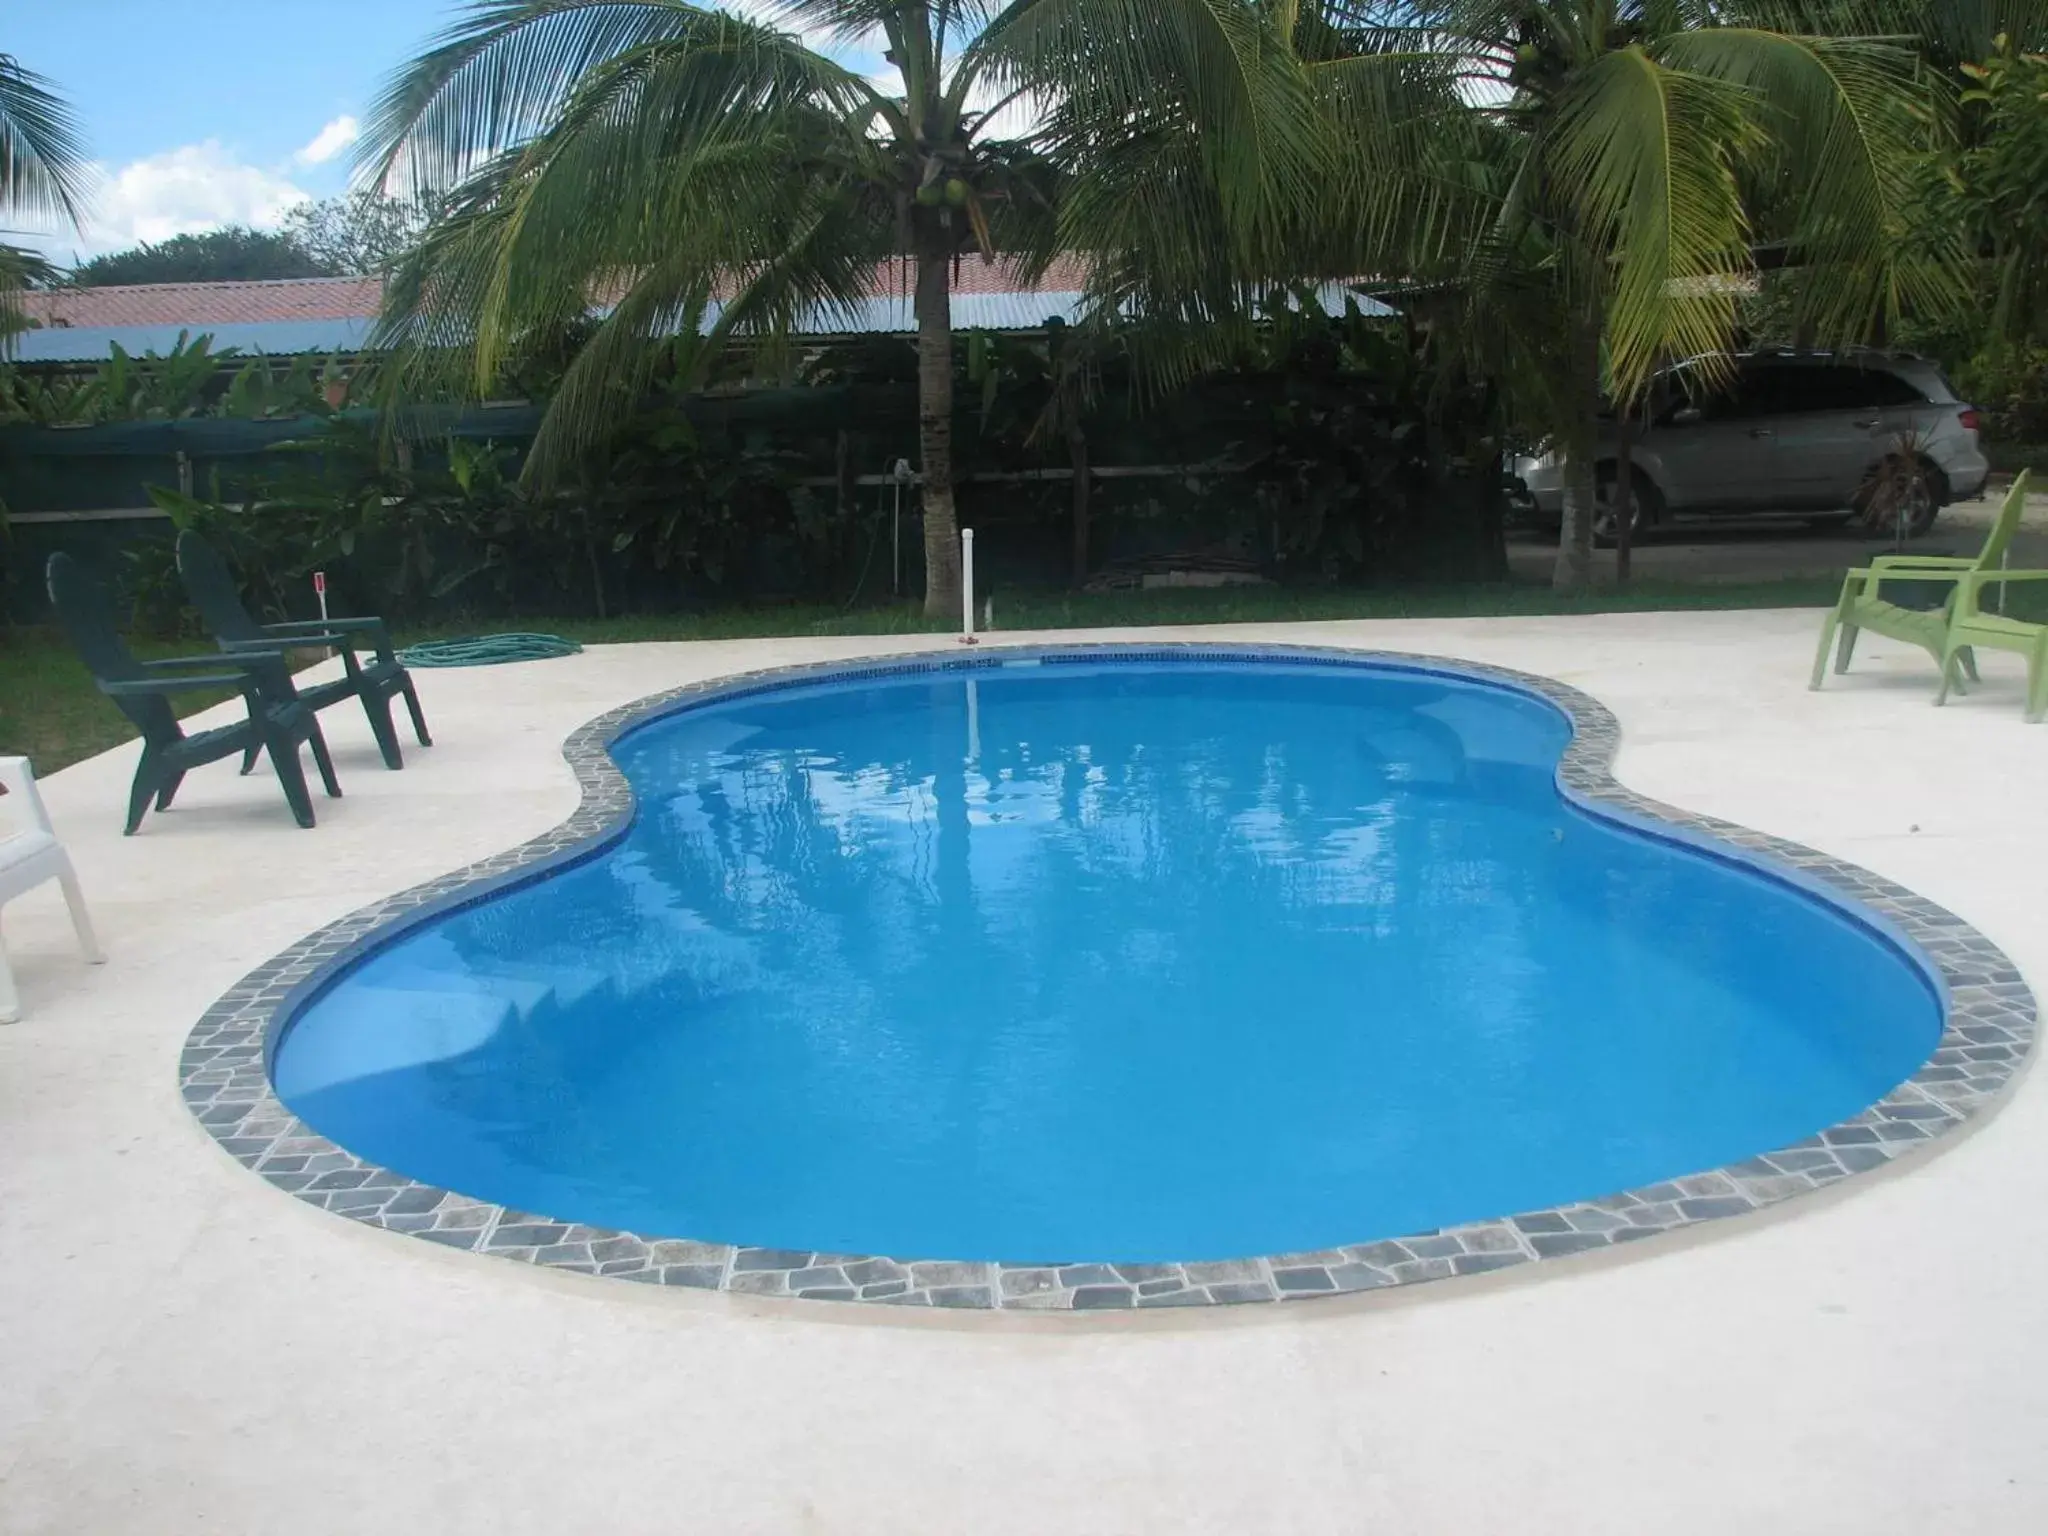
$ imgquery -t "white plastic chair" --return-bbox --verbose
[0,756,104,1023]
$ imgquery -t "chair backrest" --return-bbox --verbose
[0,756,55,838]
[1975,469,2033,571]
[45,553,180,744]
[174,532,267,644]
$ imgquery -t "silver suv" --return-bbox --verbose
[1511,350,1990,539]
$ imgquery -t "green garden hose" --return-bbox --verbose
[397,633,583,668]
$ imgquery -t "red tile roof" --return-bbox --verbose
[19,276,386,329]
[18,255,1095,330]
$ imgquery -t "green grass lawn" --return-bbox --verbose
[1,572,1844,778]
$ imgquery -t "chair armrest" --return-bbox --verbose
[0,756,55,834]
[99,672,255,697]
[137,650,293,671]
[1867,557,1974,573]
[1843,566,1968,592]
[1962,569,2048,587]
[219,633,356,653]
[257,616,396,663]
[263,616,388,636]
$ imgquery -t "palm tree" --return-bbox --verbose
[1317,2,1958,590]
[1,51,88,348]
[361,0,1321,617]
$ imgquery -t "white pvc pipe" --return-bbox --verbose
[960,527,977,644]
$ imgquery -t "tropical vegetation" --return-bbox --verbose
[16,3,2048,614]
[64,228,330,287]
[360,0,1320,616]
[54,194,436,287]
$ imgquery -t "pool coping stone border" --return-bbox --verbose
[179,643,2038,1311]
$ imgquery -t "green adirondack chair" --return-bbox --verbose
[176,532,431,771]
[1811,469,2033,693]
[45,553,342,834]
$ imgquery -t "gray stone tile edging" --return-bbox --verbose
[179,643,2038,1310]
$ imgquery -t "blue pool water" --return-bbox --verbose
[274,657,1943,1263]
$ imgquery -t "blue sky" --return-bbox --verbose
[10,2,464,258]
[10,2,892,263]
[9,4,982,264]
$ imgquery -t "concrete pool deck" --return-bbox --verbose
[3,609,2046,1533]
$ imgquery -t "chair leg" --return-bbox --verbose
[1833,621,1860,675]
[1936,647,1962,707]
[401,676,431,747]
[239,742,260,776]
[264,732,318,829]
[1960,646,1981,684]
[2028,639,2048,724]
[362,690,404,770]
[1810,612,1840,690]
[306,720,343,799]
[56,861,105,964]
[0,930,17,1024]
[154,771,186,811]
[124,754,160,836]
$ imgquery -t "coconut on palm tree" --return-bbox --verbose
[362,0,1322,616]
[1314,2,1960,590]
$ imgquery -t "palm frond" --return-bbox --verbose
[361,0,888,194]
[0,52,88,230]
[372,13,901,477]
[1,240,60,358]
[971,0,1329,244]
[1661,26,1965,346]
[1541,44,1757,395]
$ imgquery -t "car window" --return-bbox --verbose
[1866,370,1927,407]
[1739,364,1812,416]
[1757,363,1929,413]
[1670,367,1760,422]
[1756,365,1852,412]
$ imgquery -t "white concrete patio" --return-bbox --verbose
[3,608,2045,1535]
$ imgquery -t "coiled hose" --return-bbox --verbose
[396,633,583,668]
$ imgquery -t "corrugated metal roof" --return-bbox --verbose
[10,281,1391,364]
[10,317,379,364]
[11,258,1095,330]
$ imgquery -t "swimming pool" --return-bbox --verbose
[263,651,1957,1286]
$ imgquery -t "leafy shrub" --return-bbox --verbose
[1954,344,2048,442]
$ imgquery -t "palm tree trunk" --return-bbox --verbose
[1552,309,1603,593]
[915,236,961,618]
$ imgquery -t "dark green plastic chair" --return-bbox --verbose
[176,532,430,771]
[45,553,342,834]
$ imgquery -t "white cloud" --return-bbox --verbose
[295,115,360,167]
[29,141,314,260]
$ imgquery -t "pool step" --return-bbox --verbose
[273,962,616,1097]
[273,984,522,1096]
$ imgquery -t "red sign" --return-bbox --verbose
[313,571,327,596]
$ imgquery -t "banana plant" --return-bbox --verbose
[102,331,242,419]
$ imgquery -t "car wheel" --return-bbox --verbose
[1592,469,1662,547]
